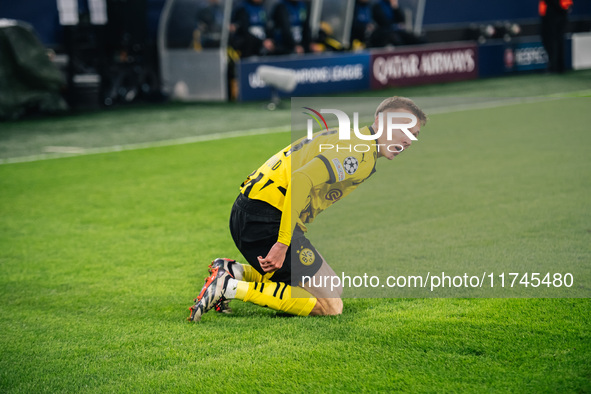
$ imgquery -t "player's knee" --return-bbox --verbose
[315,297,343,316]
[324,297,343,316]
[329,298,343,315]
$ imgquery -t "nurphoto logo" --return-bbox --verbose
[303,106,418,153]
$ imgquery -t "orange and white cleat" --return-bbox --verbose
[208,258,239,314]
[188,266,233,323]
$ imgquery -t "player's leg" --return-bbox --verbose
[223,240,319,316]
[207,257,274,314]
[214,230,342,317]
[195,194,330,319]
[191,256,335,320]
[224,277,317,316]
[188,265,234,322]
[203,195,281,314]
[195,194,316,317]
[309,296,343,316]
[228,194,284,284]
[287,230,343,316]
[206,258,243,314]
[222,256,343,317]
[189,267,317,321]
[228,229,346,317]
[301,257,343,316]
[209,257,272,283]
[190,255,315,322]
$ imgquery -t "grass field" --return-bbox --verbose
[1,71,590,392]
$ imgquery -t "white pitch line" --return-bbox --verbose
[0,91,588,165]
[425,96,558,116]
[548,88,591,97]
[0,126,289,165]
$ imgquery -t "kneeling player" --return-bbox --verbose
[189,97,427,322]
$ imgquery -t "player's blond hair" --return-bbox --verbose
[374,97,428,126]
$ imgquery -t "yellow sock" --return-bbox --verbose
[235,280,317,316]
[241,264,275,283]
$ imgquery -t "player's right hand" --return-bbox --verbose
[257,242,288,273]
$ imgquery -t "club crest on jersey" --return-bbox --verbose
[298,247,316,266]
[343,156,359,175]
[325,189,343,202]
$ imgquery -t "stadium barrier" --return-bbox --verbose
[238,53,370,101]
[572,33,591,70]
[237,37,576,101]
[369,42,478,88]
[237,41,479,101]
[479,36,572,77]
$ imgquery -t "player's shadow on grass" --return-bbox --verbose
[272,312,297,318]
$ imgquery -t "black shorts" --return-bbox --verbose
[229,194,323,285]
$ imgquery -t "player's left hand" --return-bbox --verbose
[258,242,288,273]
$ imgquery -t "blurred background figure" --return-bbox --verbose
[231,0,275,57]
[271,0,311,55]
[194,0,224,49]
[540,0,573,73]
[167,0,201,48]
[350,0,375,50]
[311,21,345,52]
[372,0,425,47]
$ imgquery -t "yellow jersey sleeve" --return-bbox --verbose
[316,148,373,185]
[277,157,330,245]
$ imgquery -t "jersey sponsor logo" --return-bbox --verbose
[299,247,316,266]
[343,156,359,175]
[325,189,343,202]
[332,158,346,181]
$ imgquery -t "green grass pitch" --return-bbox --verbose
[0,71,590,392]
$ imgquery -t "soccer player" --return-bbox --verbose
[188,97,427,322]
[271,0,312,55]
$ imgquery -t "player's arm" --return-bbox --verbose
[257,158,330,273]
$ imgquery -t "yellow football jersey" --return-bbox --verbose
[240,126,378,245]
